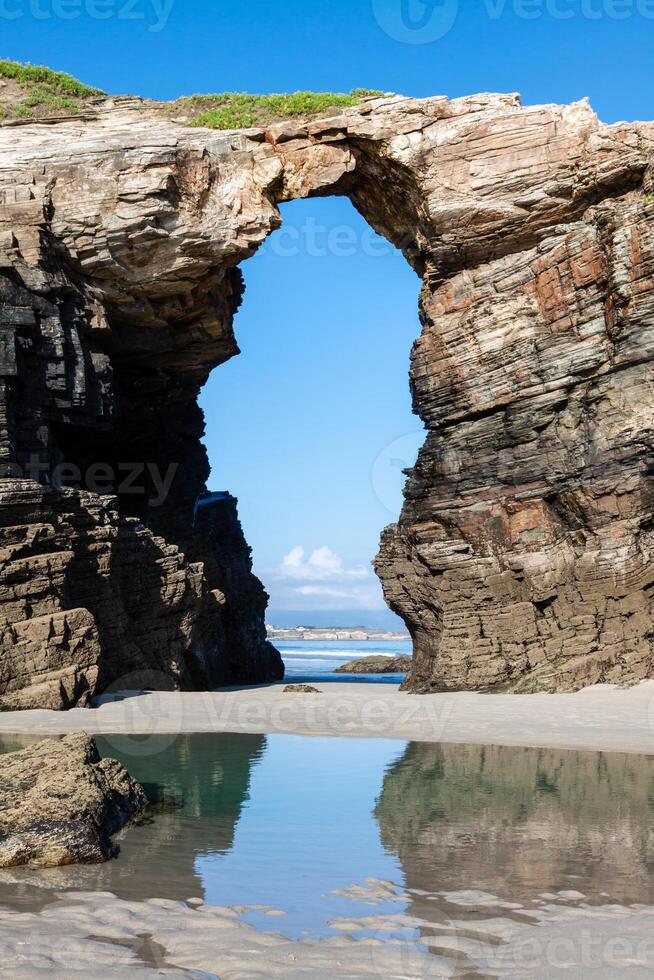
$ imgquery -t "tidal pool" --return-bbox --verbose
[0,733,653,963]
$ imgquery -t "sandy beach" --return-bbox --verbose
[1,879,653,978]
[1,680,653,755]
[2,683,654,977]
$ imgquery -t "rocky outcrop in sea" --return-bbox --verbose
[336,656,412,674]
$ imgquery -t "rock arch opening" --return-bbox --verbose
[199,194,423,636]
[0,93,652,709]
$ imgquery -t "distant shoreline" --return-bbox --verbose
[266,625,410,642]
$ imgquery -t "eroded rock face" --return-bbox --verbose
[0,91,652,701]
[0,732,146,867]
[0,481,277,709]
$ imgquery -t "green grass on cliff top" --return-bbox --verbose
[174,89,384,130]
[0,61,383,128]
[0,60,104,121]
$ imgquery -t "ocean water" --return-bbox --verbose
[279,639,412,684]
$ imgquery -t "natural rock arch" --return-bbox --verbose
[0,91,653,708]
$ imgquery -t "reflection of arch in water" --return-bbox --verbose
[375,742,654,911]
[94,733,267,901]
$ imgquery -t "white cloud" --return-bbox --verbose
[263,545,384,610]
[279,545,368,582]
[281,545,305,570]
[295,585,356,598]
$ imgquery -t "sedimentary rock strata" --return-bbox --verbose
[0,89,652,701]
[0,732,146,867]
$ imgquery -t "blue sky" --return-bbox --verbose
[200,198,422,617]
[3,0,651,620]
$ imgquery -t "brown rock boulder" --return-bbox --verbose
[0,733,146,867]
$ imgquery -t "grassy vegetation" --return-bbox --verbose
[0,60,102,96]
[0,60,103,122]
[0,61,384,130]
[177,89,384,130]
[644,193,654,204]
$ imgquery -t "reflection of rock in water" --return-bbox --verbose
[375,742,654,909]
[0,735,43,754]
[0,733,266,906]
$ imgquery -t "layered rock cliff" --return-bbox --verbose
[0,88,652,705]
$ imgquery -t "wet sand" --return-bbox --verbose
[1,881,653,978]
[1,680,653,755]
